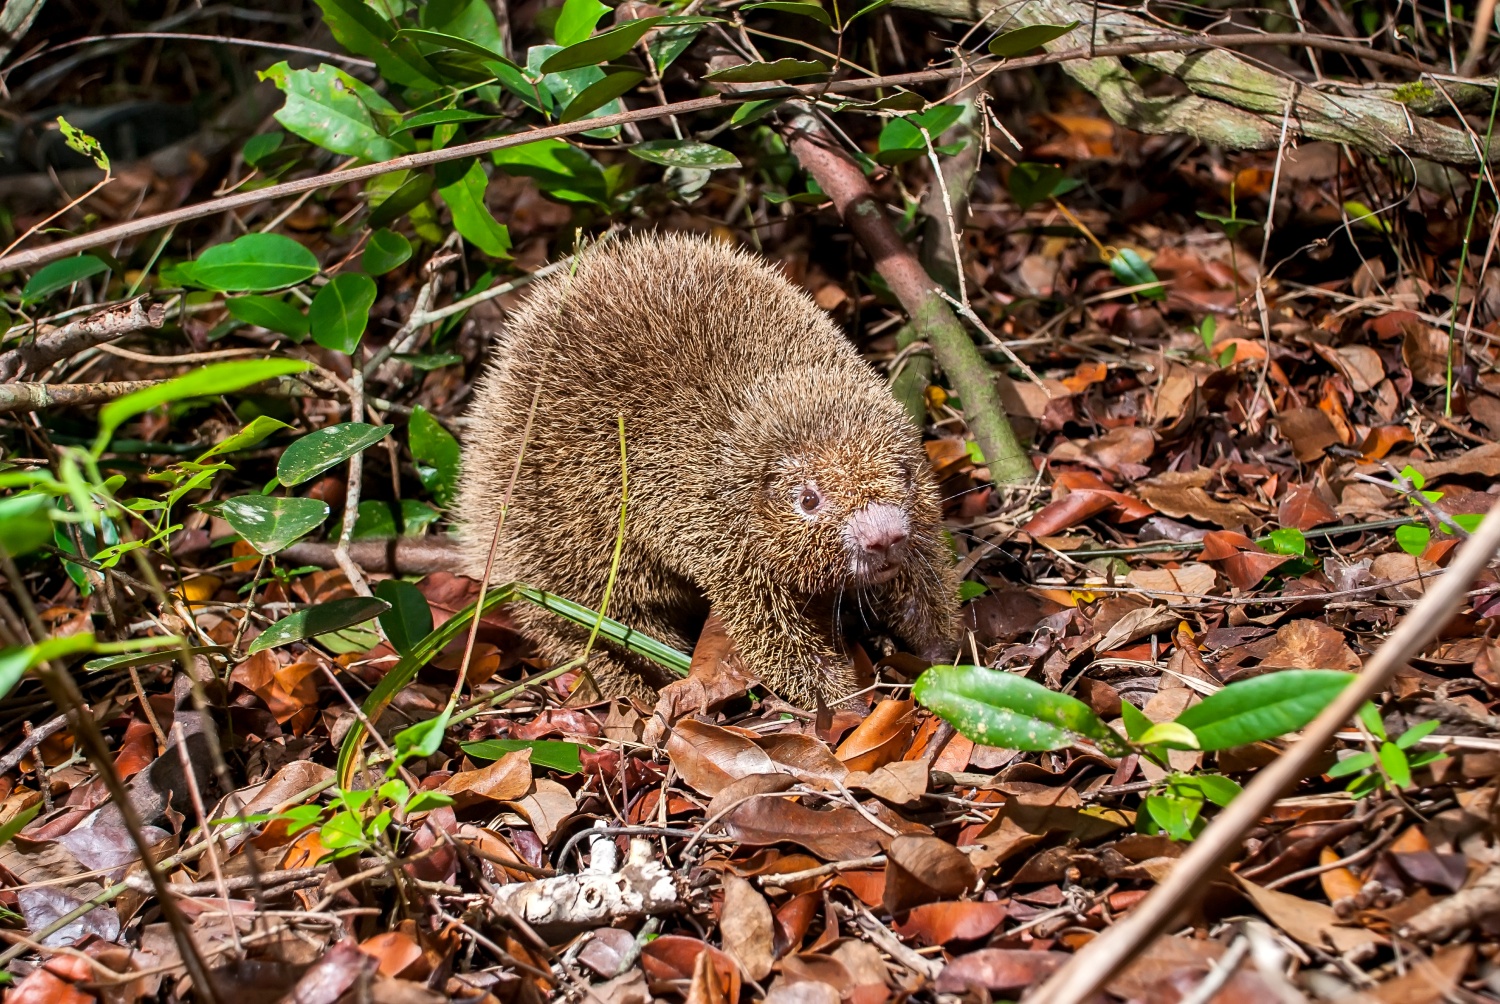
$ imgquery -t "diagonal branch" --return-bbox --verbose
[0,298,166,382]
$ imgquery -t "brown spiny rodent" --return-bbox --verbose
[454,232,960,706]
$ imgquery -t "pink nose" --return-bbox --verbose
[847,503,910,557]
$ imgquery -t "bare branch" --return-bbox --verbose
[0,298,166,382]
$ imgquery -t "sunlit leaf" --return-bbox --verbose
[278,422,393,486]
[310,272,379,353]
[218,495,330,555]
[561,69,645,123]
[184,233,321,293]
[248,596,390,654]
[462,738,588,773]
[913,664,1129,755]
[374,578,433,657]
[630,138,741,170]
[438,161,512,258]
[259,61,408,163]
[988,20,1079,57]
[1174,670,1354,751]
[226,295,309,339]
[554,0,610,46]
[409,405,462,507]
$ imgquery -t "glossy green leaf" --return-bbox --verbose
[1395,523,1431,557]
[742,1,831,25]
[555,0,610,46]
[843,0,893,24]
[1357,701,1387,741]
[409,405,461,507]
[395,109,497,133]
[1327,751,1375,778]
[630,139,741,170]
[1179,773,1242,807]
[197,415,293,462]
[438,161,512,258]
[312,0,439,87]
[957,580,987,602]
[988,20,1080,57]
[730,99,783,126]
[875,105,967,165]
[1008,162,1074,210]
[352,500,398,539]
[243,131,285,166]
[0,493,55,559]
[1144,792,1200,841]
[362,229,412,276]
[187,233,320,293]
[1396,718,1441,750]
[492,139,608,205]
[248,596,390,655]
[1263,527,1307,556]
[309,272,378,353]
[395,701,452,759]
[913,664,1129,755]
[1109,248,1166,301]
[369,173,435,228]
[1119,699,1152,742]
[704,57,828,82]
[561,69,646,123]
[462,738,587,773]
[259,62,407,163]
[1174,670,1355,751]
[278,422,393,486]
[21,255,109,305]
[374,579,433,657]
[648,21,704,71]
[1378,741,1412,788]
[0,634,96,701]
[226,295,309,338]
[393,28,520,68]
[540,16,716,72]
[219,495,330,555]
[1138,721,1200,750]
[95,358,311,454]
[393,352,464,370]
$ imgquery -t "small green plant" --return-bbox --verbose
[1327,706,1446,797]
[1383,465,1482,557]
[913,666,1357,840]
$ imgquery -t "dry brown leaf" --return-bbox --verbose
[648,610,759,742]
[844,760,927,804]
[1277,407,1342,462]
[719,874,775,981]
[882,834,978,914]
[1335,344,1385,392]
[1371,552,1440,600]
[1138,472,1260,530]
[359,930,424,979]
[1257,619,1361,672]
[1349,944,1472,1004]
[1416,442,1500,480]
[1096,605,1178,654]
[934,949,1068,994]
[1402,323,1451,386]
[667,719,779,796]
[439,748,533,807]
[722,798,889,861]
[1237,876,1385,953]
[1125,563,1218,598]
[893,900,1007,945]
[1278,484,1338,530]
[1319,846,1364,904]
[509,778,576,843]
[834,699,915,772]
[754,734,849,787]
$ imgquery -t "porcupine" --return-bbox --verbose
[454,232,961,706]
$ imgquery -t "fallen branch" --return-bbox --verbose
[779,107,1034,484]
[490,827,679,932]
[0,298,165,382]
[0,33,1481,275]
[1026,499,1500,1004]
[894,0,1490,164]
[0,380,162,414]
[1399,864,1500,942]
[277,537,459,575]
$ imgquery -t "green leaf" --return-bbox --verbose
[1109,248,1166,301]
[311,0,439,87]
[462,738,587,773]
[630,138,741,170]
[492,139,608,205]
[555,0,610,46]
[1179,773,1242,807]
[187,233,320,293]
[1327,751,1376,778]
[57,116,109,171]
[248,596,391,654]
[1217,344,1238,367]
[1395,524,1431,557]
[540,16,716,72]
[1396,718,1441,750]
[1119,699,1152,742]
[369,173,435,228]
[21,255,110,305]
[197,415,294,462]
[352,500,398,539]
[1378,741,1412,788]
[0,803,40,849]
[1357,701,1387,741]
[1262,527,1307,556]
[219,495,330,555]
[0,493,55,559]
[1138,721,1200,750]
[259,62,408,163]
[362,230,412,275]
[309,272,379,353]
[226,295,309,339]
[392,28,521,68]
[278,422,393,486]
[742,1,831,26]
[409,405,462,507]
[730,99,783,126]
[393,352,464,370]
[1174,670,1355,751]
[912,664,1129,755]
[374,578,433,657]
[407,790,456,812]
[1400,465,1426,491]
[1007,162,1072,210]
[395,702,452,759]
[843,0,893,24]
[243,132,285,166]
[561,69,646,123]
[1144,792,1201,841]
[438,161,512,258]
[401,499,442,535]
[648,21,705,71]
[395,109,497,134]
[0,634,95,701]
[957,580,987,602]
[988,20,1080,57]
[95,358,311,455]
[704,57,828,82]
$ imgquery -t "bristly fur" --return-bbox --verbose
[454,232,960,706]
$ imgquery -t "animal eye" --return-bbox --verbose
[797,486,822,515]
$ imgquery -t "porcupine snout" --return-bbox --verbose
[844,501,911,582]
